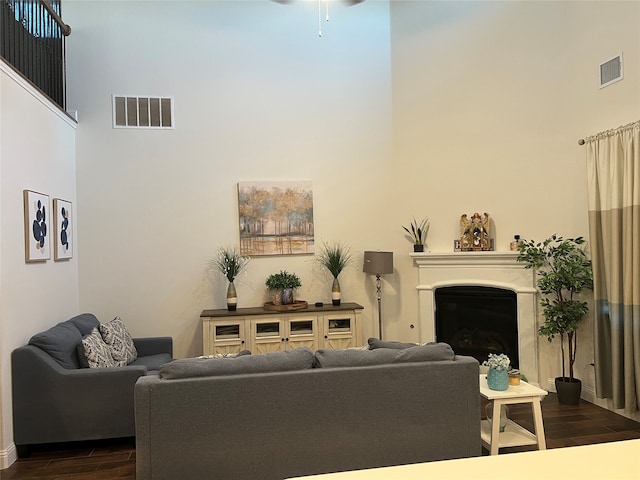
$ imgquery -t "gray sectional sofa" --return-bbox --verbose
[135,342,481,480]
[11,313,172,455]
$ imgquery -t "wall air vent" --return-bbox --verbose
[600,54,623,88]
[112,95,174,129]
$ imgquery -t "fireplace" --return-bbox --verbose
[435,285,519,369]
[411,251,539,386]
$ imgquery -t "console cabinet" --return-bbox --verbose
[201,303,363,355]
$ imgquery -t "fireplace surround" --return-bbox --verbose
[411,251,539,386]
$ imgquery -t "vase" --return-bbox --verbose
[271,289,282,306]
[332,277,341,306]
[226,281,237,311]
[282,287,294,305]
[485,403,509,432]
[487,367,509,391]
[413,244,424,253]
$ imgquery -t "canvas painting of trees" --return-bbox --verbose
[238,181,314,256]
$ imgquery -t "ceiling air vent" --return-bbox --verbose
[600,54,623,88]
[112,95,174,129]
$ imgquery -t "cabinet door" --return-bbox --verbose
[210,320,247,355]
[285,316,318,351]
[251,318,285,354]
[322,313,357,349]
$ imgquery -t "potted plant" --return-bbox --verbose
[265,270,302,305]
[482,353,511,391]
[402,217,429,252]
[316,241,353,306]
[212,247,249,311]
[516,235,593,404]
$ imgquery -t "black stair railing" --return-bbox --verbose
[1,0,71,110]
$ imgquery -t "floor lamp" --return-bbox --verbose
[363,251,394,340]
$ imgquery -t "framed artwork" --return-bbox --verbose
[237,181,314,256]
[23,190,50,262]
[53,198,73,260]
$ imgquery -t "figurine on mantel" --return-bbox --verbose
[460,212,491,251]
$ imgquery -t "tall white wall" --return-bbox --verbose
[0,62,79,467]
[390,0,639,399]
[65,0,393,358]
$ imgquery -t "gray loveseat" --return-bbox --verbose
[12,313,172,456]
[135,342,480,480]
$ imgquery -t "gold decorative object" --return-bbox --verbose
[460,212,491,251]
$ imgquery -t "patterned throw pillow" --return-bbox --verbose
[100,316,138,366]
[82,328,116,368]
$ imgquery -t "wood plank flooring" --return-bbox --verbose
[3,393,640,479]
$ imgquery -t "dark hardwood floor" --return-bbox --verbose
[3,393,640,479]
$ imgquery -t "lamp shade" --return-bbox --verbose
[363,251,394,275]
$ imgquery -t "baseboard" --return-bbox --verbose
[0,442,18,470]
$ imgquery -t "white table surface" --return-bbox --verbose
[288,439,640,479]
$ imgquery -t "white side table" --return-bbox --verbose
[479,374,548,455]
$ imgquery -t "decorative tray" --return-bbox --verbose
[263,301,308,312]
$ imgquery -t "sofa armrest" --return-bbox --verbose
[12,345,145,445]
[133,337,173,357]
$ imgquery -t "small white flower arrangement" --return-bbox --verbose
[483,353,511,371]
[212,247,249,282]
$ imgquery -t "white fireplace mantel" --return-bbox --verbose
[411,251,540,386]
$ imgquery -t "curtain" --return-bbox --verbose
[586,120,640,412]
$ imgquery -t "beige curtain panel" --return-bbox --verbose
[586,120,640,412]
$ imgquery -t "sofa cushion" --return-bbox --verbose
[368,338,420,350]
[159,347,314,379]
[67,313,100,336]
[100,316,138,366]
[129,353,174,373]
[82,328,117,368]
[313,343,455,368]
[29,321,83,369]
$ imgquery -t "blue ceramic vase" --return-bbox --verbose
[487,367,509,391]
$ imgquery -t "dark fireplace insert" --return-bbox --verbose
[435,285,519,369]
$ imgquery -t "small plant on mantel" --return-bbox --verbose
[402,217,429,252]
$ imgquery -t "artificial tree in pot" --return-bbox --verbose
[516,235,593,404]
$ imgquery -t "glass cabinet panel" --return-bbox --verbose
[256,322,280,337]
[290,320,314,335]
[215,324,240,340]
[328,318,351,333]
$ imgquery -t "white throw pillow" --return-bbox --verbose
[82,327,116,368]
[100,316,138,366]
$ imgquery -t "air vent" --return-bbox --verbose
[600,54,623,88]
[112,95,174,129]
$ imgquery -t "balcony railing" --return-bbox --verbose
[1,0,70,110]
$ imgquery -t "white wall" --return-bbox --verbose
[389,0,639,400]
[65,0,393,358]
[0,62,79,467]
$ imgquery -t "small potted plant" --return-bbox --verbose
[516,235,593,404]
[212,247,249,311]
[265,270,302,305]
[316,241,353,306]
[482,353,511,391]
[402,217,429,252]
